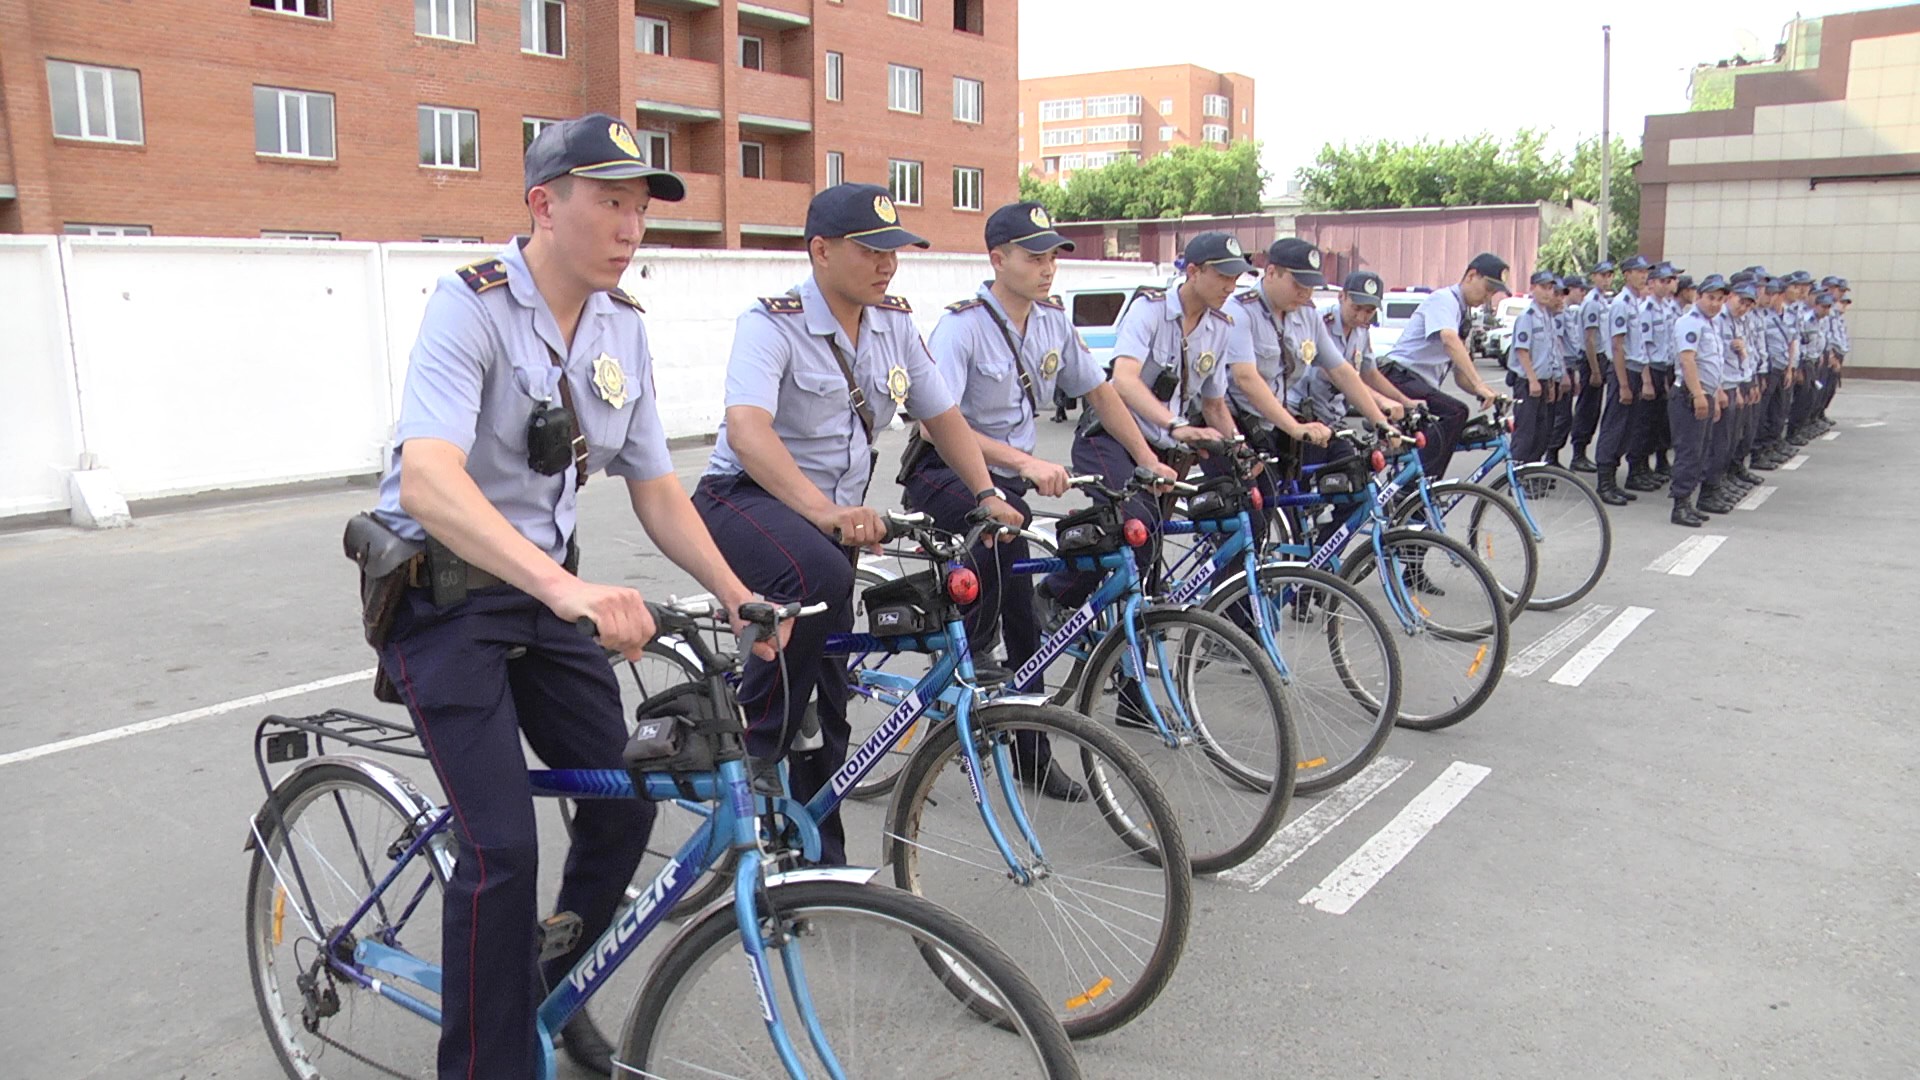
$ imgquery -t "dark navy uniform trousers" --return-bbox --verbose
[1758,371,1788,450]
[1595,365,1650,471]
[693,472,853,865]
[1568,353,1605,454]
[1043,429,1167,606]
[1383,365,1470,477]
[1666,391,1711,500]
[1508,376,1551,464]
[382,586,653,1080]
[1640,368,1673,467]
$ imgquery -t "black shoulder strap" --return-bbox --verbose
[976,301,1042,415]
[544,346,589,490]
[790,289,875,443]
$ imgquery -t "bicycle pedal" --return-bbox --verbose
[538,911,583,962]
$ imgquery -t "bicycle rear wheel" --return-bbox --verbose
[1483,463,1613,610]
[885,702,1192,1039]
[1392,480,1539,619]
[246,763,449,1080]
[1339,529,1510,731]
[1201,563,1401,795]
[617,879,1081,1079]
[1072,607,1295,874]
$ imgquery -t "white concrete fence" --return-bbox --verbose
[0,236,1153,524]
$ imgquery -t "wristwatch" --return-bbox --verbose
[974,486,1007,503]
[1166,417,1190,439]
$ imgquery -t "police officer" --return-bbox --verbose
[1752,276,1794,468]
[1783,270,1820,444]
[1816,275,1850,429]
[1726,279,1767,487]
[907,201,1150,798]
[1592,255,1655,505]
[1547,273,1589,465]
[1043,231,1249,610]
[1628,262,1679,492]
[1568,260,1616,472]
[1507,270,1566,463]
[696,183,1022,863]
[1377,252,1509,476]
[1298,269,1413,437]
[1792,289,1837,445]
[366,113,776,1078]
[1669,275,1732,525]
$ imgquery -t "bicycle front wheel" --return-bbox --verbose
[1073,606,1295,874]
[1483,463,1613,610]
[885,702,1193,1039]
[1392,480,1539,620]
[1340,528,1510,731]
[618,879,1081,1079]
[1201,563,1402,795]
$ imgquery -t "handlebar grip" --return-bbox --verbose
[575,616,599,638]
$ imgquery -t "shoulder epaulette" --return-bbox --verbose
[758,295,805,314]
[1207,307,1233,325]
[1037,295,1064,310]
[607,287,645,312]
[1322,307,1338,323]
[946,297,986,314]
[876,294,913,313]
[1133,287,1166,302]
[455,259,509,294]
[1233,288,1261,305]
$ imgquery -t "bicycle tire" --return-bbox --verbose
[884,702,1193,1039]
[617,879,1082,1079]
[1071,606,1295,874]
[1482,463,1613,610]
[1200,563,1402,795]
[1338,528,1510,731]
[1391,479,1539,619]
[246,762,449,1080]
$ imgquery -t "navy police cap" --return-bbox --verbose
[1697,274,1730,294]
[805,183,930,249]
[985,201,1074,253]
[1564,273,1589,290]
[1813,290,1835,306]
[1342,270,1385,306]
[1732,281,1758,300]
[1618,255,1652,272]
[1529,269,1559,287]
[1764,277,1788,294]
[1589,259,1617,275]
[523,113,685,201]
[1266,237,1327,286]
[1676,275,1696,292]
[1787,270,1814,285]
[1467,252,1511,291]
[1183,232,1255,276]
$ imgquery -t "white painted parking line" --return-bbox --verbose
[0,668,376,769]
[1647,535,1727,575]
[1221,755,1415,891]
[1780,454,1809,470]
[1505,603,1616,677]
[1735,486,1776,511]
[1858,421,1886,428]
[1548,606,1655,687]
[1298,761,1492,915]
[1820,431,1840,441]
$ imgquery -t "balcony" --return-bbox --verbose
[737,178,813,234]
[648,172,723,234]
[735,68,813,130]
[634,51,721,117]
[737,1,809,30]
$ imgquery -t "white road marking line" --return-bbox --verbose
[1220,755,1415,891]
[1647,535,1727,575]
[0,668,376,769]
[1820,431,1840,441]
[1857,421,1886,428]
[1548,606,1655,687]
[1505,603,1616,677]
[1298,761,1492,915]
[1735,486,1776,511]
[1780,454,1809,470]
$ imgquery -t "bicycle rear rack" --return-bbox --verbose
[255,708,428,772]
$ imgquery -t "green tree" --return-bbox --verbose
[1027,142,1269,222]
[1297,130,1572,210]
[1568,134,1642,242]
[1535,213,1639,276]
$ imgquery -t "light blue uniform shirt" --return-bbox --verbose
[1580,290,1611,358]
[1676,307,1726,391]
[1760,306,1791,372]
[1640,295,1675,369]
[929,283,1103,478]
[1112,286,1243,450]
[1711,310,1741,383]
[1828,312,1849,356]
[1507,302,1562,380]
[1226,287,1346,416]
[1736,309,1763,382]
[1607,288,1648,369]
[706,275,955,506]
[1805,313,1829,358]
[1784,301,1814,366]
[1383,285,1468,388]
[1557,301,1585,362]
[1288,308,1375,423]
[373,239,672,561]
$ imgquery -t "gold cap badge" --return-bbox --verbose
[608,123,640,159]
[874,195,898,224]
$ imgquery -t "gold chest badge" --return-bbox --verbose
[1300,339,1317,367]
[887,365,911,406]
[591,353,629,409]
[1195,351,1217,375]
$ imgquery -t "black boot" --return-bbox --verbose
[1625,468,1663,492]
[1596,472,1630,507]
[1697,485,1734,514]
[558,1012,617,1077]
[1570,449,1597,473]
[1671,496,1705,527]
[1114,678,1155,731]
[1014,756,1089,802]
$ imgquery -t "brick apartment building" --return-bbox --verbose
[0,0,1015,250]
[1018,64,1254,184]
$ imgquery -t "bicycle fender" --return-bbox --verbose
[976,694,1054,710]
[762,866,880,889]
[244,753,457,882]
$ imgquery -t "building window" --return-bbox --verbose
[423,235,484,243]
[637,129,669,168]
[64,223,151,236]
[738,35,763,70]
[825,51,843,101]
[888,159,922,206]
[1018,110,1024,127]
[522,0,564,56]
[253,87,335,160]
[1039,128,1082,148]
[953,0,982,33]
[1060,153,1084,170]
[741,141,765,179]
[1085,94,1141,118]
[523,116,558,150]
[251,0,330,18]
[952,77,982,124]
[1041,157,1057,174]
[1085,123,1140,143]
[826,150,843,188]
[636,15,669,55]
[888,64,922,113]
[1158,125,1174,141]
[887,0,921,19]
[1201,123,1229,144]
[1202,94,1228,118]
[415,0,475,42]
[262,230,341,240]
[1084,150,1137,168]
[952,166,982,212]
[1159,97,1172,114]
[1038,98,1081,122]
[419,105,479,170]
[45,61,143,144]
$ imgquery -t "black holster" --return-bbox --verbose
[343,513,424,703]
[895,425,937,484]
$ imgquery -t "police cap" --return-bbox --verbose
[523,113,686,201]
[985,202,1074,253]
[1342,270,1385,306]
[1265,237,1326,286]
[1467,252,1511,292]
[805,183,930,249]
[1183,232,1255,276]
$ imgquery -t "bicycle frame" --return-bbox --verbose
[1267,456,1431,633]
[1459,431,1547,540]
[1157,508,1294,680]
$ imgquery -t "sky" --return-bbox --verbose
[1017,0,1912,192]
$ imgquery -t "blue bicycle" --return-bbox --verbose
[243,601,1080,1079]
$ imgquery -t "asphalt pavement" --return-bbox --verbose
[2,383,1916,1079]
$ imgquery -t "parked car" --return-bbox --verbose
[1372,287,1432,355]
[1060,279,1163,369]
[1479,296,1531,362]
